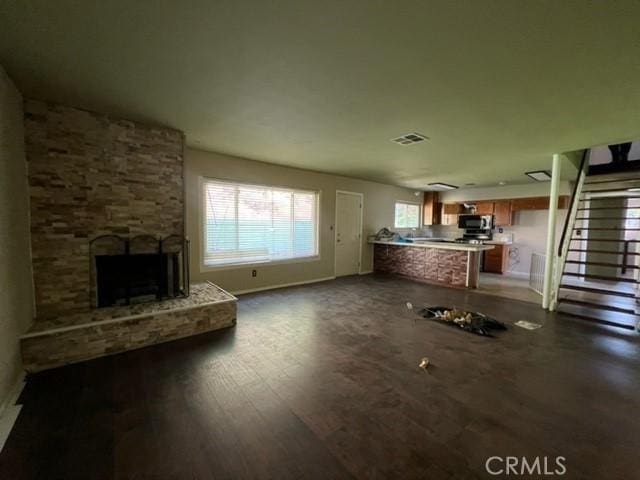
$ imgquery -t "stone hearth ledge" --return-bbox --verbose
[21,282,237,372]
[23,282,235,337]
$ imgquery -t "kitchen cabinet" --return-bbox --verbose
[434,195,568,228]
[443,203,460,215]
[510,196,548,211]
[493,200,512,226]
[510,195,569,212]
[484,244,510,274]
[441,203,460,226]
[422,192,441,225]
[474,201,494,215]
[557,195,570,209]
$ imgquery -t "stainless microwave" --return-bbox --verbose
[458,214,493,230]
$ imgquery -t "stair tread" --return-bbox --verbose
[558,297,638,315]
[580,194,640,199]
[556,303,638,331]
[582,186,640,194]
[564,260,639,269]
[562,272,637,283]
[567,248,640,255]
[584,176,640,185]
[572,227,640,231]
[575,217,639,221]
[577,206,640,211]
[558,287,638,306]
[570,238,639,243]
[559,283,637,298]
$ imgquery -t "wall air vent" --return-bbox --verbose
[391,132,428,145]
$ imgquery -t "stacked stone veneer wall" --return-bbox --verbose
[24,100,184,318]
[374,244,469,286]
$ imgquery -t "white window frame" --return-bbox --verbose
[394,200,422,229]
[199,177,321,271]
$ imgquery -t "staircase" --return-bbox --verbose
[552,161,640,331]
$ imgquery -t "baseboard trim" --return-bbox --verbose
[0,372,26,454]
[232,276,336,295]
[359,270,373,275]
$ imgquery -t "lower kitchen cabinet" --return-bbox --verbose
[484,244,510,274]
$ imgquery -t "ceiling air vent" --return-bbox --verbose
[391,132,428,145]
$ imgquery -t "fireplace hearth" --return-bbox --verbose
[90,234,189,308]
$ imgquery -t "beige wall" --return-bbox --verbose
[0,66,33,406]
[185,148,421,292]
[503,210,566,275]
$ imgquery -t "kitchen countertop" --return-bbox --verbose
[370,240,495,252]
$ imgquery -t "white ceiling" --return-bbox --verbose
[1,1,639,188]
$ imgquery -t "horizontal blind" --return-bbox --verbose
[203,179,318,266]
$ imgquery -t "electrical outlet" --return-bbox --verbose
[252,269,257,277]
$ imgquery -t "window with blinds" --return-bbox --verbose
[394,201,421,228]
[202,179,319,267]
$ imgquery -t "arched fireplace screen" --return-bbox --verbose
[90,235,190,308]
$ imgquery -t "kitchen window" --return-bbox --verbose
[394,201,421,228]
[201,178,319,267]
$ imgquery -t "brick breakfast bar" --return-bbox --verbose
[371,240,494,288]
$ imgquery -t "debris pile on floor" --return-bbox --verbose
[418,357,430,370]
[416,306,507,337]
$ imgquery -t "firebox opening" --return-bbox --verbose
[95,252,181,308]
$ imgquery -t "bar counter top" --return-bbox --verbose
[369,239,495,252]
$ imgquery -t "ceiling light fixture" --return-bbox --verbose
[525,170,552,182]
[391,132,429,145]
[498,181,507,185]
[428,182,458,191]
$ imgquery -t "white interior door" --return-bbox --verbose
[335,192,362,277]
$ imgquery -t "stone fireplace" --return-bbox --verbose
[24,100,185,318]
[20,100,237,372]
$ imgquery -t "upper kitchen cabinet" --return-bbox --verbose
[510,196,548,211]
[493,200,512,226]
[422,192,441,225]
[441,203,460,226]
[557,196,570,209]
[474,201,494,215]
[511,195,569,211]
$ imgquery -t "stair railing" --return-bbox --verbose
[549,151,589,310]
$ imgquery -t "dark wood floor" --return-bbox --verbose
[2,274,640,479]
